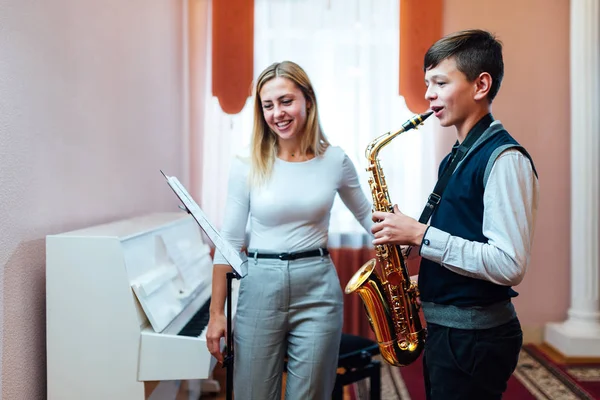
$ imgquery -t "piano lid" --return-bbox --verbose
[57,212,190,240]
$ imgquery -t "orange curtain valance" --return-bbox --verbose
[399,0,442,113]
[211,1,440,115]
[212,0,254,115]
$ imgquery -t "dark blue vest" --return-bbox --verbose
[418,116,535,307]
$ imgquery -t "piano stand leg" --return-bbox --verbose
[224,271,239,400]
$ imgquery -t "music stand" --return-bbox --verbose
[161,171,247,400]
[224,270,238,400]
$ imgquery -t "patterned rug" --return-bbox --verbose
[350,345,600,399]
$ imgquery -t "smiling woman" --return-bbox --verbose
[249,61,330,185]
[205,61,376,400]
[200,0,439,238]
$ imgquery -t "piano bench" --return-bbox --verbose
[281,333,381,399]
[332,333,381,400]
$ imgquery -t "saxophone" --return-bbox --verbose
[345,110,433,367]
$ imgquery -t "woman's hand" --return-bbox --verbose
[206,313,227,364]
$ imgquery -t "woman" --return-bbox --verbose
[206,61,373,400]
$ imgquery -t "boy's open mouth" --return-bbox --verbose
[431,106,444,116]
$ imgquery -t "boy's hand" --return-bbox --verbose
[372,204,428,247]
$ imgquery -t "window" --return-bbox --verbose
[200,0,437,246]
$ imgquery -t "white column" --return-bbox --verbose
[545,0,600,357]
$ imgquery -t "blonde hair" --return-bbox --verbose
[250,61,329,186]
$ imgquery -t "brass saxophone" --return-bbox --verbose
[345,111,433,367]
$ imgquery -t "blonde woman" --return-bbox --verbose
[206,61,373,400]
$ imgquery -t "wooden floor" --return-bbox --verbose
[199,365,228,400]
[199,366,352,400]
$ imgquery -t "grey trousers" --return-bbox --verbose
[233,254,343,400]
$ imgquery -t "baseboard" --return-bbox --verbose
[536,342,600,364]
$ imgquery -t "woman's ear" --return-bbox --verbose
[473,72,492,101]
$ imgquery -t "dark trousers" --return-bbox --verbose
[423,318,523,400]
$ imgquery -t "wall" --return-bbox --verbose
[0,0,188,398]
[440,0,571,341]
[0,0,573,397]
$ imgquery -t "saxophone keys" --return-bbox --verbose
[387,271,403,286]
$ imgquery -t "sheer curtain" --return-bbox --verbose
[200,0,438,246]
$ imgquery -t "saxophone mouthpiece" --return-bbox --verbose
[402,110,434,131]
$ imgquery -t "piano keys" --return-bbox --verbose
[46,212,238,400]
[178,297,211,337]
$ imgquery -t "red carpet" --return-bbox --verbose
[350,345,600,399]
[518,345,600,399]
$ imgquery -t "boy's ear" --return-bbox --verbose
[473,72,492,101]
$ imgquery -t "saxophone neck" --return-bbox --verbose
[365,111,434,162]
[365,128,405,162]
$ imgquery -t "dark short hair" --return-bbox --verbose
[424,29,504,102]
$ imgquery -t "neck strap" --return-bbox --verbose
[418,114,494,224]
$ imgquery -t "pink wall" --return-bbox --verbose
[0,0,189,398]
[441,0,571,338]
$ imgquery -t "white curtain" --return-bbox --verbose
[200,0,438,247]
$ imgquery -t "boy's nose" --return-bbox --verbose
[424,87,436,101]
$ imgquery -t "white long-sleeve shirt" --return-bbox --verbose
[420,148,539,286]
[213,145,373,265]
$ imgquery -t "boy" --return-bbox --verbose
[371,29,539,399]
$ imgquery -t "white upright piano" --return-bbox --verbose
[46,212,238,400]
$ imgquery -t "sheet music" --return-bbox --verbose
[161,171,248,277]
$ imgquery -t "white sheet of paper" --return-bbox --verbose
[161,171,248,277]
